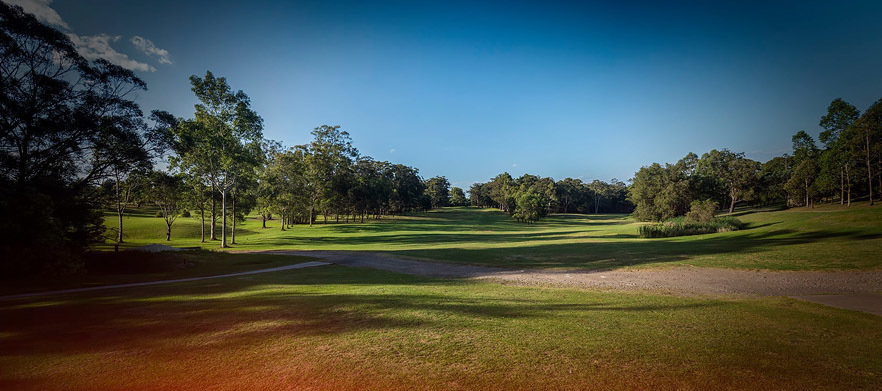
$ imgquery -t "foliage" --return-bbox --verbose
[639,216,743,238]
[684,199,717,223]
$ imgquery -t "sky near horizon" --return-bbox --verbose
[8,0,882,189]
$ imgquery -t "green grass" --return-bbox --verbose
[105,203,882,271]
[2,264,879,390]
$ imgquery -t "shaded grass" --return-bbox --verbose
[1,265,880,390]
[0,252,317,296]
[104,203,882,271]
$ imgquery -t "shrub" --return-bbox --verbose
[685,199,717,223]
[155,210,163,217]
[639,216,744,238]
[181,210,191,217]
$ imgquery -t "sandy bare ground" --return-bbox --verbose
[259,250,882,315]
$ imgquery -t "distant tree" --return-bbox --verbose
[588,180,609,214]
[819,98,860,206]
[149,172,185,241]
[786,131,820,207]
[556,178,584,213]
[848,99,882,206]
[449,187,467,206]
[425,176,451,208]
[698,149,760,213]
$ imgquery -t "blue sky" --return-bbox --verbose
[12,0,882,189]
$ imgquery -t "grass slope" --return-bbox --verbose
[2,265,880,390]
[106,203,882,271]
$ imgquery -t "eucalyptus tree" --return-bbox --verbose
[698,149,760,213]
[587,179,609,214]
[389,164,426,213]
[786,131,820,207]
[819,98,860,205]
[174,71,263,247]
[148,172,185,241]
[0,3,164,270]
[556,178,584,213]
[849,99,881,206]
[425,176,451,208]
[304,125,358,226]
[449,187,467,206]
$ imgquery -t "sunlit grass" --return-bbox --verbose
[1,265,880,390]
[105,203,882,270]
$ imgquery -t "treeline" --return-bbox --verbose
[0,5,447,273]
[469,174,631,223]
[629,97,882,222]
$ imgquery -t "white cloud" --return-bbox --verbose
[68,34,155,72]
[130,36,172,64]
[4,0,69,29]
[389,148,396,153]
[512,163,518,167]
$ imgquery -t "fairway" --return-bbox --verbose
[3,264,881,390]
[107,204,882,271]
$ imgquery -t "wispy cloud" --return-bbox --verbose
[68,34,155,72]
[6,0,169,72]
[389,148,396,153]
[512,163,518,167]
[130,36,172,64]
[5,0,68,29]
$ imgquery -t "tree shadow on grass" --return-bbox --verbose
[387,228,880,269]
[0,266,719,360]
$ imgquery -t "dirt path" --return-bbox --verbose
[0,261,330,301]
[260,250,882,315]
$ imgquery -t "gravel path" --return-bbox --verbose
[259,250,882,315]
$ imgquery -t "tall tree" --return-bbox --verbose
[819,98,860,206]
[0,3,159,271]
[149,172,185,241]
[172,71,263,247]
[849,99,881,206]
[425,176,451,208]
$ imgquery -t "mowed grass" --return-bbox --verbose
[106,203,882,271]
[1,264,880,390]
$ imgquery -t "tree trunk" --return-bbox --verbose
[309,205,314,227]
[594,195,600,214]
[840,166,845,205]
[865,129,873,206]
[221,189,227,248]
[231,193,237,245]
[729,196,736,214]
[262,214,267,229]
[280,213,285,231]
[116,178,124,243]
[166,224,171,241]
[846,163,852,206]
[210,196,217,240]
[200,206,205,242]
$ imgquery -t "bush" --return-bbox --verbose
[181,210,191,217]
[155,210,163,217]
[685,199,717,223]
[639,216,744,238]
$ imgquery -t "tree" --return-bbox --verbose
[304,125,358,226]
[849,99,882,206]
[786,131,820,207]
[425,176,451,208]
[588,180,609,214]
[0,3,159,272]
[819,98,860,206]
[449,187,467,206]
[698,149,760,213]
[171,71,263,247]
[149,172,185,241]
